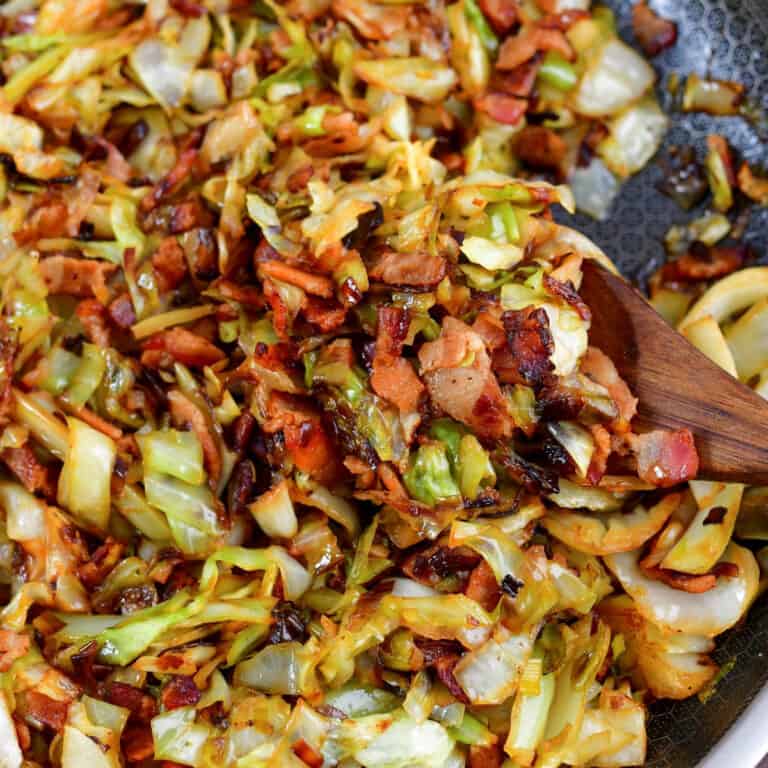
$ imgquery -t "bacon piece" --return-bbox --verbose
[303,113,370,157]
[496,307,555,389]
[259,260,334,298]
[39,255,117,303]
[632,429,699,488]
[465,560,501,612]
[403,544,480,586]
[515,125,568,171]
[141,129,202,212]
[78,537,124,589]
[20,691,69,731]
[293,739,324,768]
[469,745,502,768]
[413,637,470,704]
[109,292,137,329]
[2,445,55,497]
[641,564,716,594]
[122,723,155,762]
[543,275,591,321]
[169,198,213,234]
[302,296,348,332]
[478,0,519,33]
[660,242,746,283]
[632,1,678,57]
[474,93,527,125]
[169,0,206,15]
[331,0,408,40]
[497,26,573,71]
[265,392,341,485]
[0,629,30,671]
[368,250,447,287]
[161,676,201,710]
[738,162,768,205]
[371,307,425,415]
[168,389,222,486]
[75,298,111,347]
[142,327,225,369]
[0,323,16,424]
[105,682,157,721]
[419,318,514,440]
[580,346,638,429]
[152,237,188,292]
[286,165,314,193]
[587,424,611,485]
[14,199,69,245]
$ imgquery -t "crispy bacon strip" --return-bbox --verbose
[168,389,222,486]
[632,429,700,488]
[478,0,519,33]
[580,346,638,429]
[419,318,514,440]
[259,260,335,298]
[75,298,111,348]
[39,256,117,303]
[78,537,124,589]
[0,629,31,671]
[660,242,746,283]
[2,445,56,497]
[371,307,425,414]
[497,26,573,71]
[161,676,201,710]
[152,237,188,292]
[632,1,678,57]
[496,307,555,389]
[19,691,69,731]
[368,250,447,287]
[142,327,225,369]
[515,126,568,171]
[474,93,528,125]
[465,560,501,612]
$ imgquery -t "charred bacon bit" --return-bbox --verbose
[661,241,746,283]
[104,682,157,721]
[501,574,523,598]
[580,346,638,429]
[543,275,591,321]
[403,544,480,586]
[267,601,308,645]
[0,629,31,671]
[368,249,447,287]
[498,307,555,389]
[142,327,225,369]
[122,723,156,763]
[738,162,768,205]
[465,559,501,611]
[371,306,425,415]
[161,676,202,710]
[343,201,384,251]
[474,93,528,126]
[468,744,503,768]
[152,237,188,292]
[302,296,348,332]
[657,146,709,210]
[703,505,728,525]
[168,389,222,486]
[1,444,56,497]
[632,1,678,57]
[515,126,568,172]
[497,25,573,71]
[75,298,111,348]
[39,255,117,303]
[413,637,470,704]
[632,428,700,488]
[19,691,69,731]
[498,448,560,494]
[478,0,518,33]
[0,324,16,424]
[78,537,124,589]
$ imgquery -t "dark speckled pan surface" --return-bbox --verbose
[570,2,768,765]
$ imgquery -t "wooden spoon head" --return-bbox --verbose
[580,259,768,485]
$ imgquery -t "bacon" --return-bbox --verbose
[108,292,137,329]
[141,129,203,212]
[303,113,370,157]
[497,26,573,71]
[419,318,513,440]
[122,723,155,763]
[78,537,124,589]
[660,242,746,283]
[478,0,519,33]
[543,275,591,321]
[496,307,555,389]
[738,162,768,205]
[469,745,502,768]
[168,389,222,486]
[75,298,111,347]
[331,0,408,40]
[2,444,55,497]
[292,739,324,768]
[587,424,612,485]
[632,429,699,488]
[142,327,225,369]
[20,691,69,731]
[302,296,348,332]
[368,250,447,287]
[152,237,188,292]
[161,675,201,710]
[0,324,16,424]
[465,560,501,612]
[413,637,470,704]
[403,544,481,586]
[259,260,335,298]
[580,346,638,429]
[14,198,69,245]
[286,164,314,193]
[0,629,30,672]
[39,255,117,303]
[105,682,157,721]
[632,1,678,57]
[474,93,528,125]
[371,307,425,415]
[169,0,206,16]
[515,125,568,171]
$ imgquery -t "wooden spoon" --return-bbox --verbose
[579,259,768,485]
